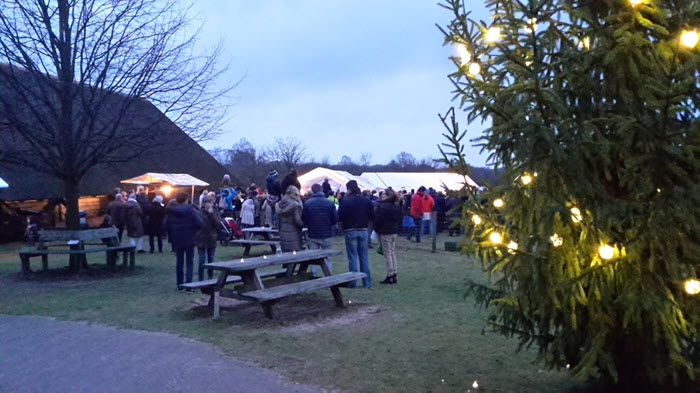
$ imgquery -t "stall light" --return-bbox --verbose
[680,30,699,48]
[489,231,503,244]
[161,185,173,196]
[685,279,700,295]
[493,198,505,208]
[472,215,483,225]
[598,245,614,260]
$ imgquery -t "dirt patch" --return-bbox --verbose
[188,294,390,333]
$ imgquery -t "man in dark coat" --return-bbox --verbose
[106,193,126,243]
[146,195,166,253]
[164,192,203,290]
[302,183,338,277]
[337,180,374,288]
[280,168,301,194]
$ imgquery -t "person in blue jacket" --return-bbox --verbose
[164,192,203,290]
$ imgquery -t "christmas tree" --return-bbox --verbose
[439,0,700,390]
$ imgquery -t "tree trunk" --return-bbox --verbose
[64,178,81,230]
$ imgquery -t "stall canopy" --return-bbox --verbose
[0,177,8,189]
[121,173,209,201]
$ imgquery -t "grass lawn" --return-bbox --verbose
[0,234,583,393]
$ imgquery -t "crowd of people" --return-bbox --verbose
[101,168,464,291]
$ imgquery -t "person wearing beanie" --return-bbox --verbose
[337,179,374,288]
[146,195,166,253]
[281,168,301,195]
[266,169,283,227]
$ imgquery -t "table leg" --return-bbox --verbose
[213,291,220,319]
[330,286,345,307]
[21,255,31,278]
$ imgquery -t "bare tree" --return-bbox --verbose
[359,152,372,166]
[394,152,417,169]
[0,0,233,229]
[227,138,268,187]
[263,137,309,174]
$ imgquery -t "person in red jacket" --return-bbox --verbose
[421,190,435,238]
[408,186,427,243]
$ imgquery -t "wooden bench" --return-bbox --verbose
[239,272,367,318]
[18,228,136,277]
[178,269,287,306]
[229,239,280,256]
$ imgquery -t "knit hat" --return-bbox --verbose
[269,169,278,177]
[127,195,137,202]
[153,195,163,204]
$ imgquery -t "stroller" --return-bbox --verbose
[218,216,244,246]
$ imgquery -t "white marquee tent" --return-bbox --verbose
[297,167,376,194]
[0,177,8,189]
[297,167,479,194]
[360,172,478,192]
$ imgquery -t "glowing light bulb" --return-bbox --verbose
[598,245,614,260]
[472,380,479,389]
[570,207,582,223]
[629,0,642,5]
[525,18,538,33]
[293,250,297,255]
[472,215,482,225]
[489,231,502,244]
[485,27,501,43]
[240,258,244,262]
[680,30,699,48]
[468,62,481,75]
[507,241,518,254]
[550,234,563,247]
[493,198,504,208]
[348,300,352,304]
[263,255,267,259]
[685,279,700,295]
[520,174,532,185]
[455,44,471,65]
[566,364,571,370]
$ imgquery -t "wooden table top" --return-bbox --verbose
[205,249,340,272]
[241,227,279,233]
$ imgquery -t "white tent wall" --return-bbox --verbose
[297,167,376,194]
[297,167,479,195]
[360,172,478,192]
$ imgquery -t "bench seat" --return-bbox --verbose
[19,244,136,276]
[240,272,367,318]
[230,239,280,246]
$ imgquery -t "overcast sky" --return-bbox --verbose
[194,1,491,168]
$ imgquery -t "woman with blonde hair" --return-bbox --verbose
[275,185,304,252]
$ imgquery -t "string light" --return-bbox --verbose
[493,198,505,208]
[525,18,538,33]
[468,62,481,75]
[489,231,503,244]
[598,245,614,260]
[472,215,482,225]
[570,207,582,223]
[685,279,700,295]
[628,0,642,6]
[520,174,532,185]
[577,37,591,50]
[550,234,563,247]
[680,30,699,48]
[485,27,501,43]
[507,241,518,254]
[455,43,472,65]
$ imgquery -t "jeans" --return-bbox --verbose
[149,234,163,252]
[411,217,423,242]
[306,237,333,277]
[175,246,195,286]
[344,230,371,287]
[421,218,434,237]
[197,247,216,281]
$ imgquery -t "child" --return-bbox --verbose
[25,216,40,246]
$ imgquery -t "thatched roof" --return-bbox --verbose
[0,64,228,201]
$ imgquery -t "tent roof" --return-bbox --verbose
[360,172,478,192]
[297,167,376,194]
[121,173,209,187]
[0,177,8,189]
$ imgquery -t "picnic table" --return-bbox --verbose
[180,249,365,319]
[230,227,280,256]
[18,228,136,277]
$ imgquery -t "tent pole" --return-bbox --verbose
[191,185,195,204]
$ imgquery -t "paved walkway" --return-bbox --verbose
[0,315,331,393]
